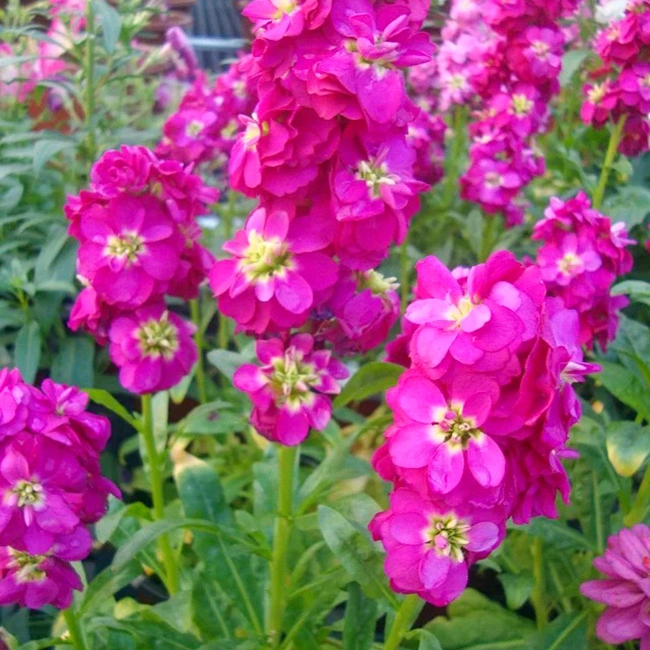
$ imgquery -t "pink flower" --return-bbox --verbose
[581,525,650,648]
[509,25,565,84]
[581,81,619,128]
[0,369,30,440]
[233,333,348,445]
[67,286,117,346]
[108,303,198,394]
[0,546,82,610]
[89,146,154,198]
[209,206,338,334]
[159,109,220,165]
[76,194,185,308]
[313,268,400,355]
[243,0,332,40]
[369,488,504,606]
[387,370,506,494]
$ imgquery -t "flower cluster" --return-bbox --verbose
[458,0,579,226]
[0,369,118,609]
[66,146,218,394]
[580,524,650,648]
[582,0,650,155]
[214,0,435,443]
[156,54,258,167]
[532,192,634,349]
[233,333,349,445]
[371,251,599,606]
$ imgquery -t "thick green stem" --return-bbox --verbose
[190,298,207,403]
[141,394,180,595]
[624,463,650,526]
[63,608,88,650]
[84,0,97,164]
[531,537,548,630]
[383,594,423,650]
[592,115,626,210]
[267,445,298,648]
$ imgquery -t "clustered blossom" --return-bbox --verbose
[581,524,650,649]
[0,369,118,609]
[156,54,258,168]
[214,0,435,443]
[370,251,599,606]
[533,192,634,349]
[454,0,579,226]
[65,146,218,394]
[582,0,650,155]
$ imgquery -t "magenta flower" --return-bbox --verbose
[233,333,348,445]
[243,0,332,40]
[0,546,82,610]
[581,525,650,648]
[369,488,504,606]
[76,194,184,308]
[387,370,505,494]
[159,109,220,165]
[67,286,116,346]
[108,303,198,394]
[209,207,338,334]
[0,368,30,440]
[89,145,154,198]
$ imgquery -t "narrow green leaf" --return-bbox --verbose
[85,388,138,428]
[93,0,122,52]
[342,582,378,650]
[32,139,74,174]
[531,612,587,650]
[207,349,251,382]
[559,50,588,86]
[14,322,41,383]
[612,279,650,307]
[51,337,95,388]
[333,362,404,408]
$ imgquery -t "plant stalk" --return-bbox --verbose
[140,393,180,595]
[478,215,498,263]
[267,445,299,648]
[190,297,207,403]
[383,594,423,650]
[442,106,466,209]
[63,608,88,650]
[400,234,410,313]
[624,463,650,526]
[531,537,548,630]
[84,0,97,164]
[592,115,626,210]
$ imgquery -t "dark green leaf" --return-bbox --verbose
[333,362,404,408]
[179,401,246,436]
[14,322,41,383]
[602,185,650,228]
[417,631,444,650]
[342,582,378,650]
[599,360,650,421]
[531,613,587,650]
[206,349,251,382]
[612,280,650,307]
[86,388,138,428]
[51,337,95,388]
[522,519,592,552]
[498,573,534,611]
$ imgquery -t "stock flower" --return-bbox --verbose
[67,286,116,346]
[243,0,332,40]
[89,145,154,198]
[108,303,198,394]
[369,488,503,605]
[387,370,505,493]
[233,333,348,445]
[76,194,184,308]
[0,369,30,440]
[0,547,82,610]
[209,207,338,334]
[581,525,650,648]
[160,109,220,165]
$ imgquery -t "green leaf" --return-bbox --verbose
[606,420,650,477]
[85,389,138,428]
[317,505,397,605]
[14,322,41,383]
[342,582,378,650]
[333,362,404,408]
[15,639,69,650]
[417,631,444,650]
[32,139,74,174]
[531,613,587,650]
[51,337,95,388]
[612,279,650,307]
[522,519,593,552]
[602,185,650,228]
[559,50,589,86]
[80,560,143,615]
[498,573,534,611]
[93,0,122,52]
[426,589,536,650]
[179,401,247,436]
[206,349,251,382]
[599,360,650,421]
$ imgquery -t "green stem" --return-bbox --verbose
[478,215,498,263]
[140,394,180,595]
[267,445,299,648]
[218,191,236,354]
[190,298,207,403]
[442,106,466,209]
[383,594,423,650]
[592,115,626,210]
[624,463,650,526]
[400,234,410,314]
[531,537,548,630]
[63,608,88,650]
[84,0,97,164]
